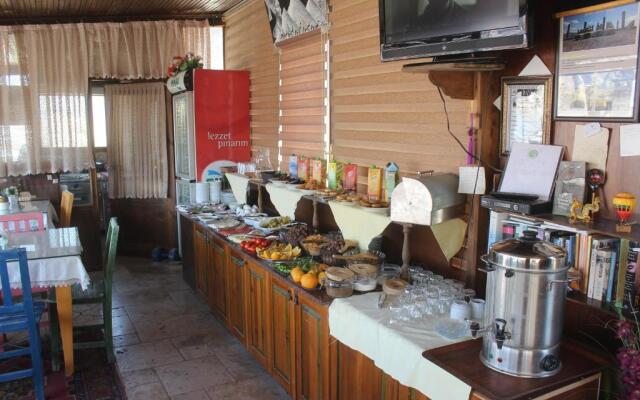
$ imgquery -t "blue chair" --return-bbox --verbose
[0,248,45,400]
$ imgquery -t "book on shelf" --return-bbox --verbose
[615,239,631,308]
[587,236,619,301]
[622,243,640,315]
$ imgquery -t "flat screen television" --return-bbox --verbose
[379,0,530,62]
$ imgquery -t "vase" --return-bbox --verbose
[8,194,18,210]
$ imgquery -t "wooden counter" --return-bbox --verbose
[423,340,608,400]
[179,212,611,400]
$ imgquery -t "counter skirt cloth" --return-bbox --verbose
[265,184,304,219]
[1,255,90,290]
[225,173,250,205]
[329,293,472,400]
[328,201,391,250]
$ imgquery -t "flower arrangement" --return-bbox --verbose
[3,186,18,197]
[167,52,203,77]
[612,305,640,399]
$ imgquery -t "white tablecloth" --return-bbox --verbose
[328,201,391,250]
[225,173,250,205]
[265,184,304,219]
[329,293,472,400]
[2,255,90,290]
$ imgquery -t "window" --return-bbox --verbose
[0,125,27,162]
[38,95,88,148]
[210,26,224,70]
[91,90,107,148]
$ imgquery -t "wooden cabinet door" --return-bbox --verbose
[296,294,330,400]
[226,249,247,344]
[245,259,270,369]
[208,235,228,321]
[269,276,296,395]
[179,214,195,289]
[194,226,209,298]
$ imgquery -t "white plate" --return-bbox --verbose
[299,189,317,195]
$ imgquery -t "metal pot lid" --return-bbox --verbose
[487,231,567,271]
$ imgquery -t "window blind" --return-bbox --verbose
[278,31,327,171]
[224,0,280,168]
[329,0,472,187]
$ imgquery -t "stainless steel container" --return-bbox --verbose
[478,231,567,378]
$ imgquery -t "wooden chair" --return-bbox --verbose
[59,190,74,228]
[0,248,45,400]
[69,217,119,362]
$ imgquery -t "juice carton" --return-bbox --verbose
[298,158,310,181]
[384,162,399,202]
[311,159,325,184]
[327,161,338,189]
[367,165,383,201]
[289,154,298,178]
[343,163,358,191]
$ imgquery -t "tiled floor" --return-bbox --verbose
[76,256,290,400]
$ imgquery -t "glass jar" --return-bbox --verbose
[353,276,377,292]
[377,263,402,285]
[326,278,354,298]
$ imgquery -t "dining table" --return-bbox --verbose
[5,227,89,376]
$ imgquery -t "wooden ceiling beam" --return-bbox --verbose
[0,13,223,26]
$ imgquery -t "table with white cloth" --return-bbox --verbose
[6,227,89,376]
[329,292,472,400]
[0,200,59,229]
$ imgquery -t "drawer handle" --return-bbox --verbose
[231,256,245,266]
[211,242,224,253]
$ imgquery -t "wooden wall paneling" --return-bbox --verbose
[329,0,473,176]
[224,0,280,168]
[554,121,640,222]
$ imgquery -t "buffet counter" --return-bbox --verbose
[179,210,607,400]
[329,293,471,399]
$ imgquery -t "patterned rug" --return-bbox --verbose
[0,339,125,400]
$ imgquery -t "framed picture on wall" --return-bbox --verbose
[554,0,640,121]
[501,76,553,155]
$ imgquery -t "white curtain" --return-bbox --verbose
[87,20,211,79]
[106,82,168,199]
[0,20,211,177]
[0,24,93,176]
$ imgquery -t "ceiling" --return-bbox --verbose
[0,0,246,24]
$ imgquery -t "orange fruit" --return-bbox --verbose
[290,267,304,283]
[301,272,319,290]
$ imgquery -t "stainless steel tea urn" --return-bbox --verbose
[475,231,568,378]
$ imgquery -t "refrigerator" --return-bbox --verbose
[169,68,251,259]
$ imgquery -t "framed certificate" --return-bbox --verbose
[500,76,553,155]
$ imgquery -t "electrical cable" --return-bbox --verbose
[436,86,502,173]
[435,83,493,284]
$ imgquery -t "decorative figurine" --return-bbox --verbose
[613,192,636,233]
[569,168,604,224]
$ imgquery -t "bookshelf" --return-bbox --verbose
[566,291,620,318]
[485,206,640,243]
[483,206,636,317]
